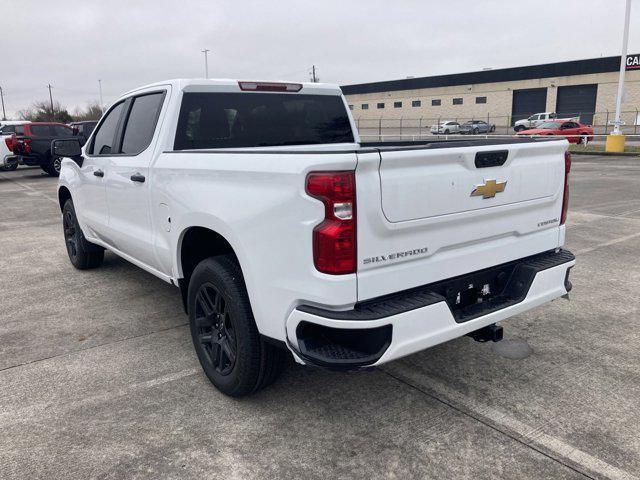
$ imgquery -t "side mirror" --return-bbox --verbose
[52,139,83,167]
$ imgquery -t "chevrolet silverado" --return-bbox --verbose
[54,79,575,396]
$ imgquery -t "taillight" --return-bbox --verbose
[560,151,571,225]
[306,171,356,275]
[4,134,15,152]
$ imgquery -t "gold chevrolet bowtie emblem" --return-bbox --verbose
[471,179,507,199]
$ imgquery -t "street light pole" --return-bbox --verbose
[201,49,210,78]
[98,79,104,112]
[47,84,54,121]
[0,86,6,121]
[613,0,632,135]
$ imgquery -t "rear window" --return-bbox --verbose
[174,92,354,150]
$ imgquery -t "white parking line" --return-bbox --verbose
[0,172,59,205]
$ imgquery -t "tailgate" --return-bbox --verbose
[355,140,568,301]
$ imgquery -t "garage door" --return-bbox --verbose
[511,88,547,125]
[556,84,597,124]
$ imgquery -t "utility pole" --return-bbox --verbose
[613,0,631,135]
[98,79,104,112]
[201,49,210,78]
[0,86,6,121]
[310,65,318,83]
[47,84,54,120]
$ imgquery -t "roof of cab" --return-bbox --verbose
[121,78,343,98]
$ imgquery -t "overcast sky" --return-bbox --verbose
[3,0,640,117]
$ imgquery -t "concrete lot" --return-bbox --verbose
[1,156,640,480]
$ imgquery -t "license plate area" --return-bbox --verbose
[428,262,537,323]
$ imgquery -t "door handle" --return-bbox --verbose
[130,173,146,183]
[93,169,104,177]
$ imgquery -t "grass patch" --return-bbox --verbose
[569,144,640,154]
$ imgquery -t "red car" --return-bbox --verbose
[517,120,594,144]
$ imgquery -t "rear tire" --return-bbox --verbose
[490,125,496,132]
[188,255,286,397]
[62,199,104,269]
[514,125,525,132]
[0,163,18,171]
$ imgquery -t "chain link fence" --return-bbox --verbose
[353,110,640,141]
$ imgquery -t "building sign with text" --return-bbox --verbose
[627,54,640,70]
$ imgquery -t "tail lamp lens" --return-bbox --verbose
[561,151,571,225]
[306,171,356,275]
[4,135,15,152]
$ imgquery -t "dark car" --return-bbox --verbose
[69,120,98,146]
[459,120,496,134]
[13,122,75,176]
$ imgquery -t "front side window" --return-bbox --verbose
[121,92,165,155]
[174,92,354,150]
[90,101,125,155]
[52,124,73,136]
[1,125,16,134]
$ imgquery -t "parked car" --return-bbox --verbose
[430,121,460,134]
[516,121,594,144]
[459,120,496,134]
[69,120,98,146]
[513,112,579,132]
[54,79,574,397]
[0,121,29,171]
[13,122,76,176]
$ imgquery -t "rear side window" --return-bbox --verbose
[90,102,125,155]
[121,93,165,154]
[29,125,51,136]
[1,125,16,134]
[174,92,354,150]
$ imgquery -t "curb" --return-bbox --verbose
[569,150,640,157]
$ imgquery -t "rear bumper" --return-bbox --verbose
[17,155,44,166]
[286,249,575,368]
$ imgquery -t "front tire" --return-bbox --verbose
[44,156,62,177]
[188,255,286,397]
[62,199,104,269]
[514,125,525,132]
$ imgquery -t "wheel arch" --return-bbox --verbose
[58,185,72,212]
[176,225,241,313]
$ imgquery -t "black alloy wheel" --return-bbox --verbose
[63,207,79,260]
[194,283,237,376]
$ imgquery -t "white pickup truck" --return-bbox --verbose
[55,79,575,396]
[514,112,579,132]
